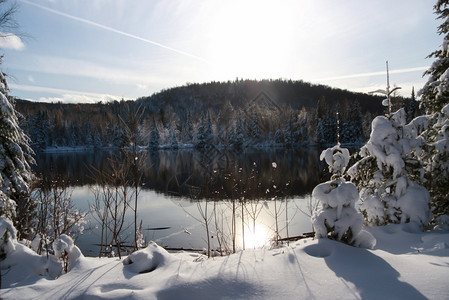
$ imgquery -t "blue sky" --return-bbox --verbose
[0,0,442,103]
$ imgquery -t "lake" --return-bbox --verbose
[33,148,327,256]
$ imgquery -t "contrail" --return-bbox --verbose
[314,66,428,82]
[19,0,209,63]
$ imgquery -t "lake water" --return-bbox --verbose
[33,148,326,256]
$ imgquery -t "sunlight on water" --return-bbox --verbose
[243,222,270,249]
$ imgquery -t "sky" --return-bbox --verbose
[0,0,442,103]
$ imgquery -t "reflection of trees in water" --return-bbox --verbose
[33,150,116,185]
[33,149,323,199]
[143,148,323,199]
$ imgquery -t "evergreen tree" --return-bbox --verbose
[195,113,211,149]
[340,101,364,144]
[249,111,261,144]
[418,0,449,220]
[419,1,449,114]
[230,117,244,149]
[0,67,35,225]
[195,114,206,149]
[284,114,295,148]
[205,112,213,145]
[149,121,159,151]
[274,129,284,144]
[348,109,431,226]
[312,144,375,248]
[32,111,49,149]
[317,113,337,146]
[405,87,419,123]
[168,123,178,149]
[315,98,338,146]
[420,105,449,219]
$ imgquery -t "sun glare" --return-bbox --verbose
[206,0,297,79]
[243,221,270,249]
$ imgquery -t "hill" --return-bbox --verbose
[15,79,416,150]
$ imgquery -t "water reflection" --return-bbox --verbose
[243,221,270,249]
[33,148,326,255]
[34,148,324,199]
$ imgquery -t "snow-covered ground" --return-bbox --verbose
[2,223,448,299]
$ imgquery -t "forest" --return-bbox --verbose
[15,79,420,151]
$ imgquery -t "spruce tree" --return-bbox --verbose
[231,117,244,150]
[405,87,419,123]
[419,0,449,114]
[312,144,375,248]
[195,114,206,149]
[249,111,261,144]
[168,123,178,149]
[348,109,431,226]
[0,66,35,224]
[149,121,159,151]
[418,0,449,220]
[340,101,364,144]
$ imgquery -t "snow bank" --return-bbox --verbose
[123,241,172,274]
[1,227,85,283]
[0,217,17,257]
[2,225,449,300]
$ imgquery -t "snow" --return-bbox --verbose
[0,217,17,255]
[319,144,350,176]
[396,180,431,225]
[1,224,449,299]
[312,144,375,248]
[122,241,172,274]
[348,108,432,226]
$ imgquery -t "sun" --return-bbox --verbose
[205,0,297,79]
[243,221,270,249]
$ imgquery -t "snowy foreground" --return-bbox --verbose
[2,224,449,300]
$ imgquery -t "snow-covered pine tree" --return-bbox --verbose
[311,144,375,248]
[249,111,261,145]
[421,105,449,219]
[274,129,284,145]
[348,109,431,226]
[284,114,295,148]
[183,110,194,143]
[317,116,337,146]
[195,114,206,149]
[419,0,449,115]
[340,101,364,144]
[0,65,35,228]
[168,123,178,149]
[417,1,449,220]
[149,121,159,151]
[32,111,49,149]
[235,117,244,149]
[205,112,213,146]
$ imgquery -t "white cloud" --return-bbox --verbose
[312,66,429,82]
[0,33,25,51]
[27,75,35,83]
[9,83,126,103]
[136,83,149,90]
[38,94,117,104]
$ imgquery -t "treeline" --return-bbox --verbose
[15,79,420,150]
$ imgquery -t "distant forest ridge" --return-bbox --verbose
[15,79,419,151]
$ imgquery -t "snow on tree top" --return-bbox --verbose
[319,144,350,178]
